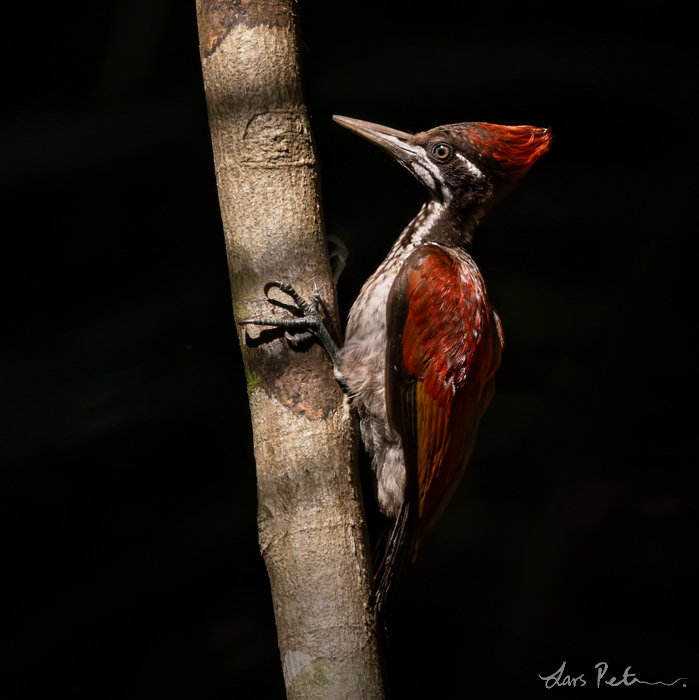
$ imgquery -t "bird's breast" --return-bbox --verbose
[339,262,398,407]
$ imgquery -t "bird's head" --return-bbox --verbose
[334,116,552,212]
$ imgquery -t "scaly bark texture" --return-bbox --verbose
[195,2,386,697]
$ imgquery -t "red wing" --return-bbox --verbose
[386,245,503,538]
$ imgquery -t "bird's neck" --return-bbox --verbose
[391,195,485,255]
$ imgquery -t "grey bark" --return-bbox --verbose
[195,2,386,697]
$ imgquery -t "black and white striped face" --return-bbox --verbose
[409,126,492,205]
[333,116,492,207]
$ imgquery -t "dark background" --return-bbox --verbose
[2,1,696,697]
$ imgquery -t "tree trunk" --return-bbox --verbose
[195,2,386,697]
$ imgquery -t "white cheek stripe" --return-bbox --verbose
[411,163,435,190]
[416,150,441,179]
[382,136,453,202]
[456,152,484,179]
[409,146,451,201]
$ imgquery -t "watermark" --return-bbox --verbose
[539,661,687,689]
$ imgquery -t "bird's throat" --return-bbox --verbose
[392,197,481,257]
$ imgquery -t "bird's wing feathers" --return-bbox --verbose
[387,244,503,541]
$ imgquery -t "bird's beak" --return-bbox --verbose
[333,116,414,162]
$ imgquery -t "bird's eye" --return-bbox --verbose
[431,143,453,162]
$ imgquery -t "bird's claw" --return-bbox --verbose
[263,280,319,318]
[263,280,292,298]
[239,281,339,365]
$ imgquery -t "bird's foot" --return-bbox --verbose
[239,281,341,370]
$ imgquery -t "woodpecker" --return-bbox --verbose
[241,115,552,617]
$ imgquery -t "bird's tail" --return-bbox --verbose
[374,500,414,632]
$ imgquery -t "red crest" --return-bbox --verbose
[465,123,553,177]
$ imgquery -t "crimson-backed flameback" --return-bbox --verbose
[241,115,552,620]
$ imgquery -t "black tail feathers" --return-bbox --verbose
[374,501,414,634]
